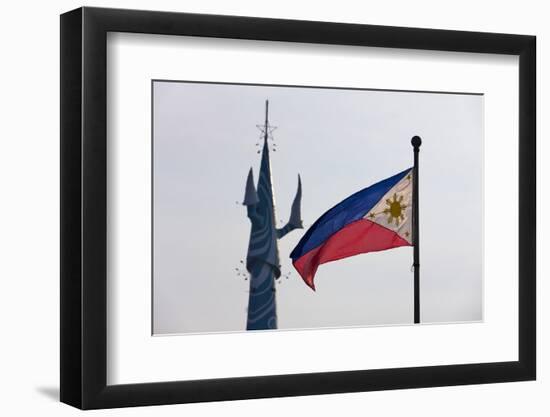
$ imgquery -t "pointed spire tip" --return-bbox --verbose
[243,168,259,206]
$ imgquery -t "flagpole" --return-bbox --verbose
[411,135,422,324]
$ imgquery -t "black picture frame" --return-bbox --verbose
[60,6,536,410]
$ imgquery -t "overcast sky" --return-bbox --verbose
[152,80,483,335]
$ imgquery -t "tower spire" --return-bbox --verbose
[242,100,304,331]
[264,100,269,144]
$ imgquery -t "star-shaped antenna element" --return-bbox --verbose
[255,100,278,151]
[256,124,278,140]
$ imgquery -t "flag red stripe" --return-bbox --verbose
[292,219,411,290]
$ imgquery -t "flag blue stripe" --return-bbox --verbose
[290,168,411,260]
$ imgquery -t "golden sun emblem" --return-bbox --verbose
[384,193,407,225]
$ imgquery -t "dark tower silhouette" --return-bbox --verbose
[242,100,303,330]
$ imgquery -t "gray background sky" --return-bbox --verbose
[153,81,483,335]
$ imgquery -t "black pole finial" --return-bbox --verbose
[411,135,422,149]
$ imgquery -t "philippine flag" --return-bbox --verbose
[290,168,414,290]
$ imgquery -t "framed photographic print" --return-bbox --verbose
[60,6,536,409]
